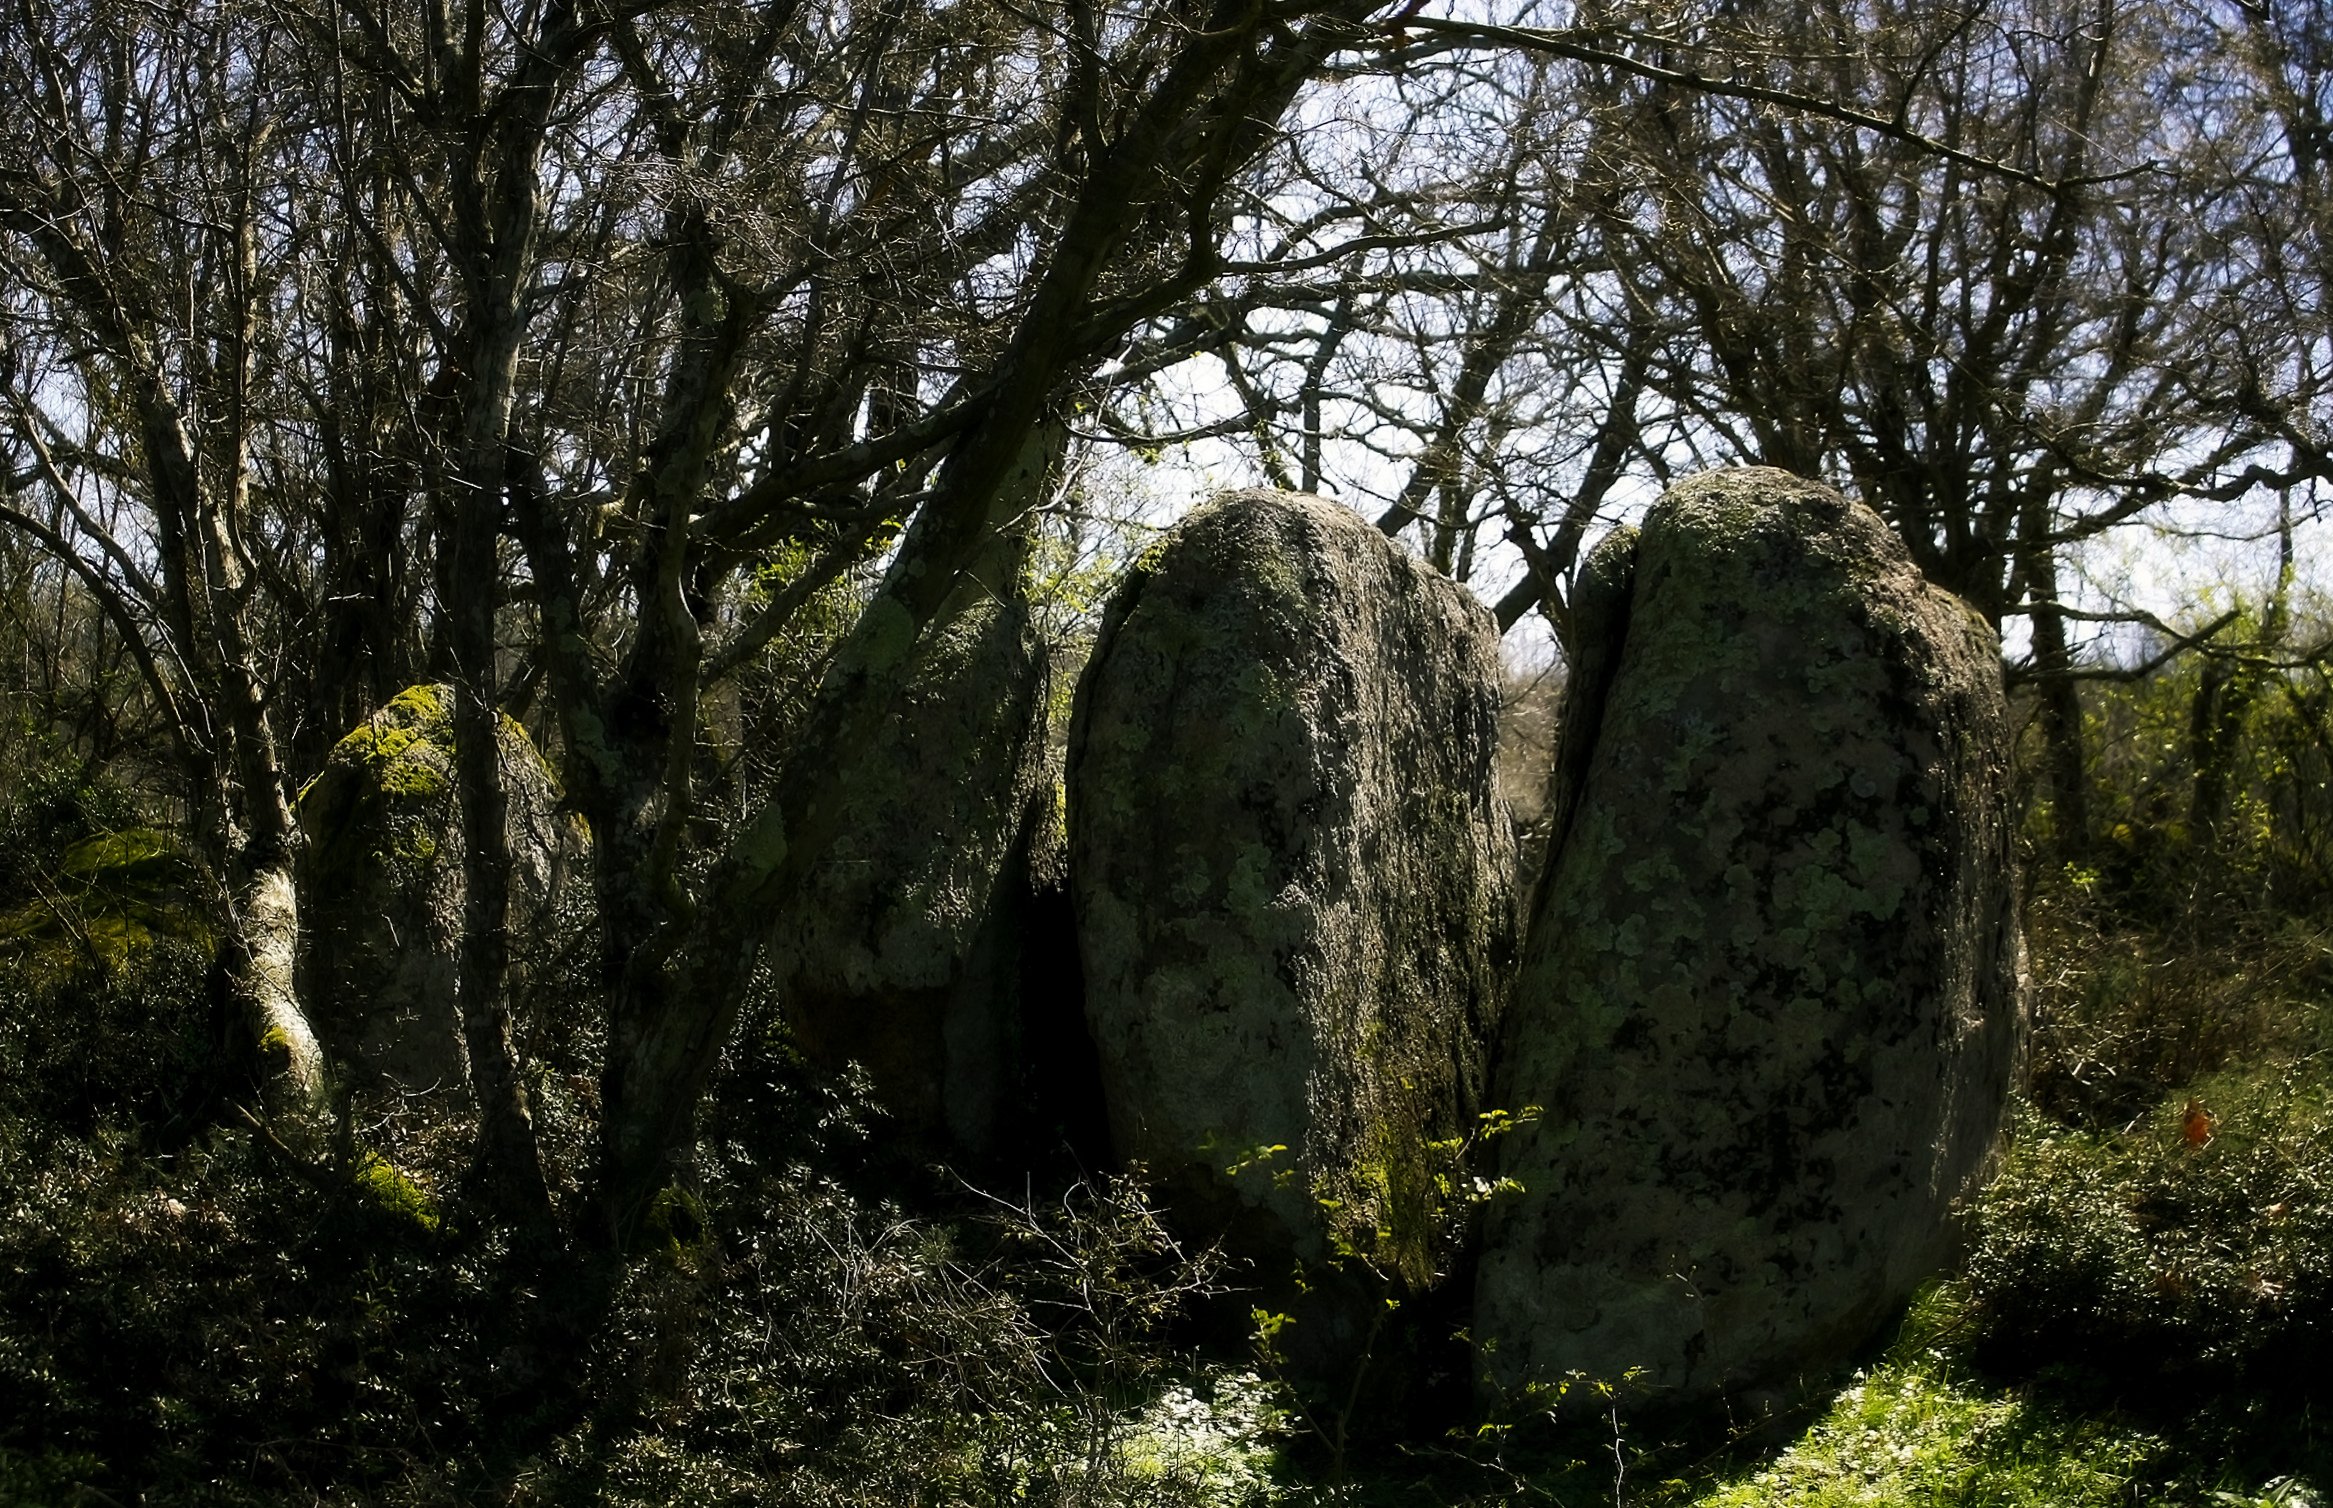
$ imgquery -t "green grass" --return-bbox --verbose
[1305,1279,2332,1508]
[1685,1292,2167,1508]
[1675,1287,2331,1508]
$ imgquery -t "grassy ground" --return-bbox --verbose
[1678,1287,2328,1508]
[1269,1277,2330,1508]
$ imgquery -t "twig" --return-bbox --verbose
[1399,16,2144,196]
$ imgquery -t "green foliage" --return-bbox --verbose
[1023,480,1160,647]
[501,1133,1254,1508]
[0,1445,107,1508]
[1116,1371,1292,1505]
[1693,1292,2166,1508]
[0,742,144,865]
[0,751,207,980]
[2023,890,2333,1131]
[0,940,494,1505]
[0,939,224,1145]
[1967,1083,2333,1391]
[1970,810,2333,1399]
[1657,1286,2333,1508]
[2074,629,2333,925]
[0,935,1267,1507]
[640,1182,711,1268]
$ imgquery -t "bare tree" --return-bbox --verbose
[4,0,2316,1248]
[0,0,334,1097]
[1216,0,2292,856]
[0,0,1433,1240]
[1100,39,1690,638]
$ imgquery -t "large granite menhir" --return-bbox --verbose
[1476,468,2024,1410]
[768,596,1053,1159]
[296,685,585,1100]
[1069,489,1516,1361]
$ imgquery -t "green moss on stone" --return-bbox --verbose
[59,827,178,881]
[299,685,472,880]
[0,827,210,980]
[384,684,450,727]
[354,1151,440,1233]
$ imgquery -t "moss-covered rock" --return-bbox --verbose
[295,686,586,1100]
[0,826,211,982]
[1067,489,1516,1373]
[768,597,1054,1158]
[1475,468,2025,1412]
[353,1150,441,1232]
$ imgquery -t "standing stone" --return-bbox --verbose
[296,685,585,1099]
[1069,490,1516,1351]
[769,597,1052,1158]
[1476,468,2024,1410]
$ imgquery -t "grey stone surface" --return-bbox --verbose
[296,685,585,1099]
[768,597,1052,1157]
[1476,467,2024,1410]
[1068,489,1516,1311]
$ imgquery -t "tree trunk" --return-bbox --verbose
[2188,496,2294,862]
[576,6,1362,1245]
[446,571,554,1226]
[2024,543,2091,863]
[2187,656,2243,854]
[590,423,1063,1243]
[230,862,327,1105]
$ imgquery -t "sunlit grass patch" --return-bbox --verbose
[1691,1356,2158,1507]
[1680,1288,2327,1508]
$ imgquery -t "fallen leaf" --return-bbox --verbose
[2182,1097,2217,1148]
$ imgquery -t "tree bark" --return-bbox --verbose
[2025,547,2091,864]
[230,864,327,1104]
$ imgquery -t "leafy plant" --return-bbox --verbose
[1966,1082,2333,1393]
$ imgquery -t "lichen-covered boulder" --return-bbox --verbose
[296,686,585,1098]
[768,597,1053,1158]
[0,826,213,984]
[1068,489,1516,1339]
[1475,468,2024,1410]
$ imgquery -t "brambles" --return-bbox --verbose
[0,922,1265,1507]
[2023,898,2333,1133]
[1964,652,2333,1408]
[1967,1084,2333,1392]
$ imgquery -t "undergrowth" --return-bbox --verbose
[15,673,2333,1504]
[1679,1286,2331,1508]
[0,910,1270,1506]
[1967,872,2333,1394]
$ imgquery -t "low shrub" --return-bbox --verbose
[518,1167,1247,1508]
[0,938,227,1146]
[1975,851,2333,1399]
[0,932,1263,1506]
[1966,1083,2333,1393]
